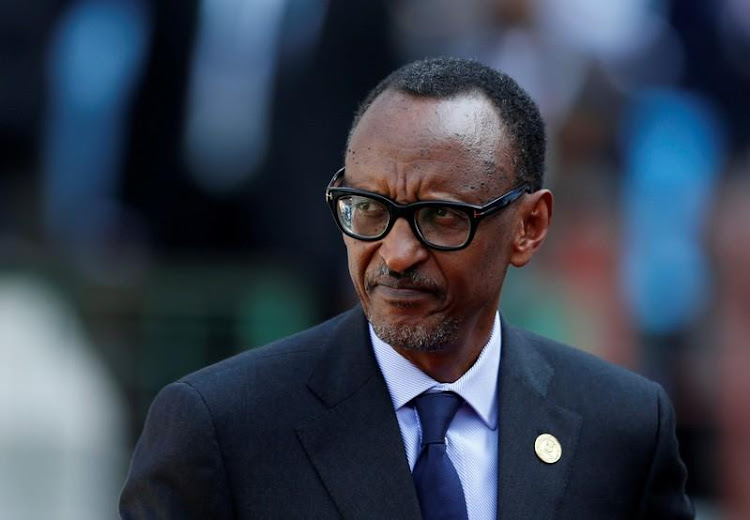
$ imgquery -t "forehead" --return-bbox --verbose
[345,90,513,200]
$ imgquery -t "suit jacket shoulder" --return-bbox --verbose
[506,323,658,405]
[178,307,363,413]
[496,321,694,519]
[120,306,422,519]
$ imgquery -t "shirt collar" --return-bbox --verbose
[370,313,501,429]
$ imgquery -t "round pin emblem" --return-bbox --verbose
[534,433,562,464]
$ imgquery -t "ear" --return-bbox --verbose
[509,189,553,267]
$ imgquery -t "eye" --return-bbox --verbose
[352,197,386,218]
[344,196,389,236]
[417,206,470,238]
[424,206,462,223]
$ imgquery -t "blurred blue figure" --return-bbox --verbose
[41,0,150,267]
[183,0,285,192]
[182,0,328,193]
[620,89,726,381]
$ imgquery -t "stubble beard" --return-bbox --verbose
[363,264,461,351]
[369,309,461,352]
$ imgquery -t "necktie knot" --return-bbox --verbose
[413,392,463,446]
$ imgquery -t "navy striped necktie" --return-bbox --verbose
[412,392,468,520]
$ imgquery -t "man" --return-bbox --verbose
[120,58,693,519]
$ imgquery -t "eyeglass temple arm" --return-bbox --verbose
[325,168,347,202]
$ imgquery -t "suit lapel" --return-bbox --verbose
[296,308,422,520]
[497,320,583,520]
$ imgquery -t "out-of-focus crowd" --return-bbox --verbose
[1,0,748,518]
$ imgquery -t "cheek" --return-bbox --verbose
[459,256,506,310]
[459,233,512,297]
[344,238,377,290]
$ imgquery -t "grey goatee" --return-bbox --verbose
[365,265,459,352]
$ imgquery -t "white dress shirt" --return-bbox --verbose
[370,313,501,520]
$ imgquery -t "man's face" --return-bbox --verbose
[343,89,520,355]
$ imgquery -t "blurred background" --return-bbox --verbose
[1,0,748,517]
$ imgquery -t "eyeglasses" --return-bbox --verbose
[325,167,530,251]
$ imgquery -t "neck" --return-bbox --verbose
[395,345,485,382]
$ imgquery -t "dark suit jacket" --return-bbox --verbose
[120,306,694,519]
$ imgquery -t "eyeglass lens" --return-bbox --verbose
[337,196,389,236]
[336,195,471,248]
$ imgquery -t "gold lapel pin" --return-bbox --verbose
[534,433,562,464]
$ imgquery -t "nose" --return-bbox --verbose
[378,218,429,273]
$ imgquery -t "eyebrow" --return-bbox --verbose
[337,168,491,205]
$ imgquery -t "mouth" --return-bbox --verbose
[372,283,433,297]
[365,269,443,306]
[368,285,437,309]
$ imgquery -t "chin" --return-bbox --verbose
[368,310,460,352]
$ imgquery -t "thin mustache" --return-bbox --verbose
[365,264,442,295]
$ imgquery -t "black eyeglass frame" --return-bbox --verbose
[325,167,531,251]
